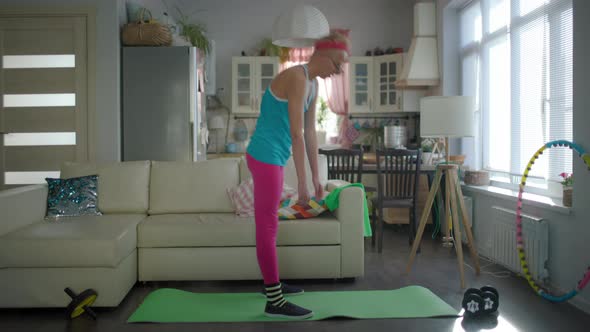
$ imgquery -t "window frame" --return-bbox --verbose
[459,0,572,198]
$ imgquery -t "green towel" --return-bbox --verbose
[324,183,372,237]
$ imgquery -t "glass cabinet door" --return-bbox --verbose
[233,58,253,113]
[375,54,402,112]
[256,59,278,110]
[349,57,373,113]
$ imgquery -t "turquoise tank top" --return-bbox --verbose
[247,64,317,166]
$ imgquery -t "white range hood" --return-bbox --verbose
[396,2,440,88]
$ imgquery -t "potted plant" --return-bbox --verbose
[421,139,434,165]
[175,9,210,54]
[559,172,573,207]
[361,128,383,152]
[259,38,290,63]
[316,97,329,146]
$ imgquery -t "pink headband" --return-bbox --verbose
[314,40,350,54]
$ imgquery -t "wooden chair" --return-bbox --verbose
[372,148,421,253]
[319,148,364,184]
[318,148,377,193]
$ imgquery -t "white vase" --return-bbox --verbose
[422,152,433,165]
[316,130,326,146]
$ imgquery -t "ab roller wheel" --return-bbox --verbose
[65,287,98,320]
[462,285,499,317]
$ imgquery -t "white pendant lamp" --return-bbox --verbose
[272,4,330,47]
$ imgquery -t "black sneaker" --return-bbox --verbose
[261,283,304,297]
[264,301,313,320]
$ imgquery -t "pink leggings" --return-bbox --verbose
[246,153,283,284]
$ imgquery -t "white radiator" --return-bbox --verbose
[490,206,549,282]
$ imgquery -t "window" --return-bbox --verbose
[282,59,339,143]
[460,0,572,197]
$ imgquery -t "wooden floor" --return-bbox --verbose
[1,225,589,332]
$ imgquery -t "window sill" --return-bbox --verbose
[461,184,572,215]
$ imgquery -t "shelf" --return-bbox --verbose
[233,113,259,119]
[207,153,245,159]
[348,112,419,119]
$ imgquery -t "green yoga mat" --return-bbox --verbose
[127,285,458,323]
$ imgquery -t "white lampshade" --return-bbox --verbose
[208,115,225,130]
[272,4,330,47]
[420,96,475,137]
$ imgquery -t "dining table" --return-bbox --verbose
[359,152,443,235]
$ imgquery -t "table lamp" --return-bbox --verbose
[420,96,475,162]
[406,95,480,289]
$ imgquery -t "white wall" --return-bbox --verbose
[571,0,590,310]
[438,0,463,156]
[118,0,127,26]
[440,0,590,313]
[2,0,121,162]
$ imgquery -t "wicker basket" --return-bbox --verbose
[121,8,172,46]
[464,170,490,186]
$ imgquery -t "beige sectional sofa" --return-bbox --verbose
[0,156,365,308]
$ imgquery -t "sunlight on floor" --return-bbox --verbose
[453,309,520,332]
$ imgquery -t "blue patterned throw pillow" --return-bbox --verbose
[45,175,101,218]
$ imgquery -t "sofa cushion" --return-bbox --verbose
[138,213,340,247]
[149,159,240,214]
[0,214,145,268]
[239,154,328,194]
[60,161,151,214]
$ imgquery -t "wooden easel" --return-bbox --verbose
[430,139,445,163]
[405,163,481,288]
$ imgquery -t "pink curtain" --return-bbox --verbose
[323,28,351,147]
[280,47,314,72]
[289,47,314,63]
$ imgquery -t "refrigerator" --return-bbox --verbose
[122,46,207,162]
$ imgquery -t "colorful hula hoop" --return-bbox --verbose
[517,140,590,302]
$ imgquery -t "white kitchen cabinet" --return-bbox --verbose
[349,54,424,114]
[231,56,279,114]
[373,54,403,112]
[349,57,374,113]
